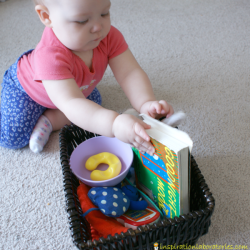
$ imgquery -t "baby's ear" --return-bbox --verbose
[35,5,52,27]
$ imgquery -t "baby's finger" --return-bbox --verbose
[133,138,155,156]
[148,102,162,116]
[139,146,155,156]
[134,121,151,141]
[134,133,155,155]
[167,105,174,117]
[159,100,174,117]
[133,141,149,154]
[154,102,163,114]
[133,122,155,155]
[134,135,152,149]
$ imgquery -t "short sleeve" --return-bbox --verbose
[33,46,74,82]
[106,26,129,60]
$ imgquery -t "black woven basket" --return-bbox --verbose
[59,124,215,250]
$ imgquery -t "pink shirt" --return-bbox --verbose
[17,26,128,109]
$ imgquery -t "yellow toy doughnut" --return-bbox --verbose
[85,152,122,181]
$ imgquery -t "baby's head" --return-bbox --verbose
[34,0,111,52]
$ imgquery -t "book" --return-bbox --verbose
[133,114,193,218]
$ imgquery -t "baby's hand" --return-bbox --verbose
[140,100,174,119]
[112,114,155,155]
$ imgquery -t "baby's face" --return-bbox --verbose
[48,0,111,52]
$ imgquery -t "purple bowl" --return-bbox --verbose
[70,136,133,187]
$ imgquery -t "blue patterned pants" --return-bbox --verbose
[0,50,102,149]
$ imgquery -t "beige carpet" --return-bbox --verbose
[1,0,250,249]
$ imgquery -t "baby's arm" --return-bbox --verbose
[43,78,155,154]
[43,78,118,137]
[109,49,174,119]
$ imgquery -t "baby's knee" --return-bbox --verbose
[0,135,29,150]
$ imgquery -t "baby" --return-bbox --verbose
[0,0,174,154]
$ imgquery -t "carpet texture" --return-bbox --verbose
[0,0,249,249]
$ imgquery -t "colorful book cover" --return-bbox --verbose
[133,138,181,218]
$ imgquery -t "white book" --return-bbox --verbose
[133,114,193,218]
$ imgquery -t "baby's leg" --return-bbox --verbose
[43,109,71,131]
[0,77,47,149]
[29,109,71,153]
[86,87,102,106]
[29,87,102,153]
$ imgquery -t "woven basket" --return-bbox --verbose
[59,125,215,250]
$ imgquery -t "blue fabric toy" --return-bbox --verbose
[121,185,148,211]
[88,187,130,217]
